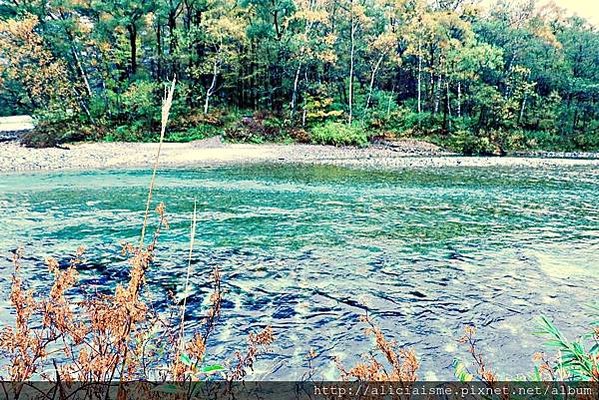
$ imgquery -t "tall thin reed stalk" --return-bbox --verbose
[140,78,176,247]
[179,199,197,354]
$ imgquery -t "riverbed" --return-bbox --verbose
[2,139,599,173]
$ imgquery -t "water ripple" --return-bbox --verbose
[0,163,597,379]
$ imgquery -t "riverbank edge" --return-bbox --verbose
[1,138,599,174]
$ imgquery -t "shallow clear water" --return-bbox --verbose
[0,163,598,379]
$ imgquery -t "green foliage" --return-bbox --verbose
[534,315,598,380]
[165,125,220,142]
[0,0,598,151]
[572,130,599,151]
[21,108,96,148]
[303,87,344,126]
[310,122,368,147]
[446,129,496,155]
[223,112,289,143]
[113,81,161,126]
[104,122,149,142]
[454,308,599,383]
[166,108,240,142]
[369,107,435,137]
[452,359,474,382]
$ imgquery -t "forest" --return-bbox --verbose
[0,0,598,154]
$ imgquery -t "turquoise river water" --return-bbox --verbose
[0,163,597,379]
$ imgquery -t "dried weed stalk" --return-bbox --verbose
[335,314,419,400]
[0,78,273,398]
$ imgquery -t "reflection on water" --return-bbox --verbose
[0,163,598,379]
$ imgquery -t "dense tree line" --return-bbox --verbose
[0,0,598,153]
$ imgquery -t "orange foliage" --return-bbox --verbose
[0,15,79,111]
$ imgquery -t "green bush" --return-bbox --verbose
[455,303,599,382]
[301,84,344,126]
[490,128,527,154]
[103,121,151,142]
[166,124,221,142]
[447,129,496,155]
[572,129,599,150]
[21,107,95,148]
[224,111,288,143]
[310,122,369,147]
[365,106,438,137]
[21,122,76,148]
[118,81,160,124]
[522,129,564,150]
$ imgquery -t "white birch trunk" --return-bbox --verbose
[204,56,220,114]
[365,54,385,111]
[519,93,527,124]
[290,63,302,119]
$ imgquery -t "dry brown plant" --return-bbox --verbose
[334,314,419,400]
[0,78,273,399]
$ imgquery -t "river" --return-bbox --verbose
[0,162,597,379]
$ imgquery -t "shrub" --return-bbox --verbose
[573,129,599,151]
[224,111,287,143]
[310,122,369,147]
[174,109,227,130]
[117,81,161,125]
[447,129,497,155]
[337,315,419,382]
[166,125,221,142]
[288,127,311,143]
[21,123,74,148]
[523,129,566,150]
[490,128,527,153]
[454,306,599,383]
[21,108,96,148]
[533,314,599,380]
[104,121,150,142]
[302,85,344,125]
[0,212,274,390]
[365,107,439,138]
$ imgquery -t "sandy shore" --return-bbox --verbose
[1,138,598,173]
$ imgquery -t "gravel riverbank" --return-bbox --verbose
[1,138,598,173]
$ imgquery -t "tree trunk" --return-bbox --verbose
[348,11,355,125]
[572,98,578,132]
[290,63,302,120]
[302,70,309,126]
[156,23,163,80]
[445,80,451,132]
[417,39,422,114]
[302,105,308,127]
[289,0,316,120]
[429,45,435,110]
[434,75,441,115]
[128,24,138,75]
[71,45,92,98]
[271,0,282,40]
[457,81,461,118]
[365,54,384,111]
[168,11,177,51]
[204,56,219,114]
[387,83,395,117]
[518,93,527,125]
